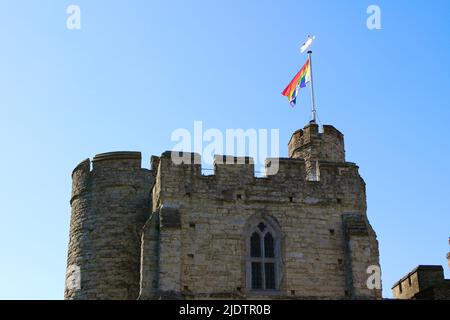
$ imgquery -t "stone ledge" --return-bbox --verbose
[92,151,141,162]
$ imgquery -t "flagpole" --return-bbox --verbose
[307,50,317,123]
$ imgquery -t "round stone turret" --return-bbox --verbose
[65,152,154,299]
[288,123,345,180]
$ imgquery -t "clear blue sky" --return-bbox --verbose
[0,0,449,299]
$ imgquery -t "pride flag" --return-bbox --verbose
[282,59,311,107]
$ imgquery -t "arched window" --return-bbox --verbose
[246,217,281,291]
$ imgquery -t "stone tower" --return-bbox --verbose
[66,152,154,299]
[288,123,345,180]
[65,123,382,300]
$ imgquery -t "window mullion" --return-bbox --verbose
[261,234,265,290]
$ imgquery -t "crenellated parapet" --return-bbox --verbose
[288,124,345,179]
[288,123,345,161]
[151,151,364,207]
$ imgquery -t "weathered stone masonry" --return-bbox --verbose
[67,152,153,299]
[65,123,382,300]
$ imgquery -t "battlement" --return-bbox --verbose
[72,151,146,176]
[72,158,90,177]
[154,150,360,188]
[92,151,143,170]
[70,151,153,205]
[392,265,446,299]
[288,123,345,163]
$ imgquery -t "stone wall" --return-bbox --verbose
[140,123,381,299]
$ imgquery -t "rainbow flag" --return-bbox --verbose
[282,59,311,107]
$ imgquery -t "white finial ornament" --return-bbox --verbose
[300,35,315,53]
